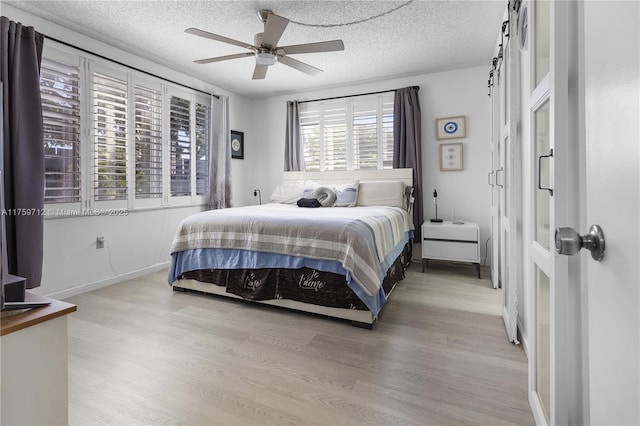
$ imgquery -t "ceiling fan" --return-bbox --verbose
[185,9,345,80]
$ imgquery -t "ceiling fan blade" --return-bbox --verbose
[278,55,322,76]
[185,28,255,50]
[261,13,289,47]
[252,64,269,80]
[194,52,255,64]
[279,40,345,55]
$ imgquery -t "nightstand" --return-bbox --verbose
[421,221,481,278]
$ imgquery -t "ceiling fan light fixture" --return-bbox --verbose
[256,52,277,66]
[187,9,345,78]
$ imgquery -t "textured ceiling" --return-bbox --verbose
[5,0,505,99]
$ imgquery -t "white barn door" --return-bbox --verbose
[489,7,520,344]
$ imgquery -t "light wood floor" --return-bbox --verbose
[64,261,534,425]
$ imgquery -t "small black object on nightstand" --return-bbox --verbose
[430,189,443,223]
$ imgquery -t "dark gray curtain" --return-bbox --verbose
[0,17,45,288]
[284,100,303,171]
[393,86,423,238]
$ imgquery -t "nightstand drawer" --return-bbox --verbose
[422,224,477,242]
[422,240,479,263]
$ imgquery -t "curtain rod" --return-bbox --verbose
[297,86,418,104]
[44,35,219,99]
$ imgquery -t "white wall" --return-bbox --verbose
[229,100,258,207]
[3,4,256,298]
[244,67,493,262]
[40,207,200,298]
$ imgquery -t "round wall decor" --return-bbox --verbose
[518,2,529,50]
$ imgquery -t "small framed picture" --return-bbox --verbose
[231,130,244,159]
[436,116,466,140]
[440,143,463,171]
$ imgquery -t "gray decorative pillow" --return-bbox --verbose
[312,187,337,207]
[333,181,359,207]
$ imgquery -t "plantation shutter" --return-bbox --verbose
[195,102,210,196]
[299,105,320,171]
[298,92,394,171]
[170,96,191,197]
[40,58,81,203]
[352,97,379,170]
[134,84,162,199]
[381,93,394,169]
[93,71,128,201]
[322,102,348,171]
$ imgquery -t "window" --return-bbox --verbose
[40,58,81,203]
[134,84,162,199]
[353,96,394,170]
[299,92,394,171]
[300,107,321,171]
[195,102,210,196]
[170,95,191,197]
[39,43,213,211]
[321,103,348,171]
[93,71,128,201]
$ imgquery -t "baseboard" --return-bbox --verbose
[43,261,171,300]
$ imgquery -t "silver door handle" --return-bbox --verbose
[555,224,605,261]
[488,171,495,187]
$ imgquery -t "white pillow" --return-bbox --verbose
[356,181,405,208]
[270,183,304,204]
[333,180,359,207]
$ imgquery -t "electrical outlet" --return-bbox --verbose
[96,237,105,249]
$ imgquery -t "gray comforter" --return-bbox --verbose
[170,204,412,297]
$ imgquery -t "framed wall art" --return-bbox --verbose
[436,115,466,140]
[439,142,463,171]
[231,130,244,159]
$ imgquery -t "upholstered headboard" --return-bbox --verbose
[282,168,413,187]
[279,168,414,211]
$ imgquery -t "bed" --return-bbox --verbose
[168,168,414,328]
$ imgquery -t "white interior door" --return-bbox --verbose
[498,31,511,333]
[526,0,561,423]
[499,20,519,344]
[580,2,639,424]
[504,11,525,345]
[490,7,522,344]
[490,55,501,291]
[527,1,639,424]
